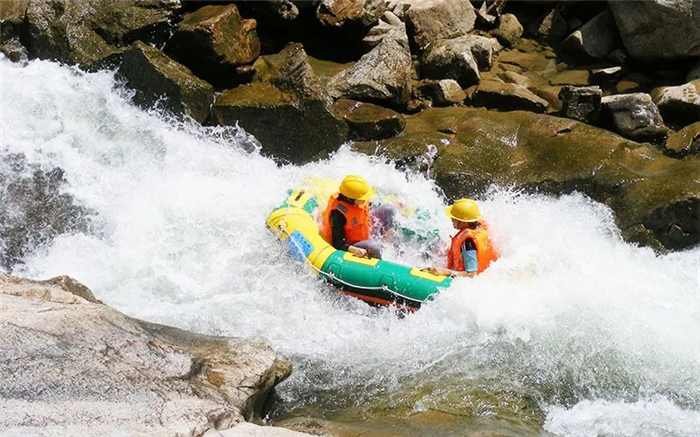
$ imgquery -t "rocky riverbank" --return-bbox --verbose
[1,0,698,253]
[0,273,312,437]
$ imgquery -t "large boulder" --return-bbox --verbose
[252,43,324,100]
[328,22,412,105]
[609,0,700,62]
[116,41,214,124]
[471,80,549,113]
[414,79,466,106]
[165,4,260,85]
[561,10,621,60]
[558,85,602,125]
[352,107,700,250]
[601,93,668,143]
[404,0,477,51]
[421,35,501,87]
[490,13,523,48]
[25,0,180,66]
[333,99,406,140]
[0,273,292,436]
[650,80,700,128]
[211,82,349,164]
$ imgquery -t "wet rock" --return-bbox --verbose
[316,0,387,28]
[165,4,260,86]
[253,43,324,100]
[116,41,214,124]
[415,79,466,106]
[471,80,548,113]
[491,13,523,48]
[0,0,29,42]
[665,122,700,158]
[328,22,412,105]
[211,82,348,164]
[205,422,313,437]
[609,0,700,62]
[0,37,28,62]
[559,85,602,125]
[333,99,406,140]
[405,0,477,51]
[650,80,700,128]
[353,107,700,251]
[421,35,501,87]
[25,0,180,66]
[561,10,621,61]
[0,273,292,435]
[496,47,556,73]
[0,154,92,270]
[601,93,667,143]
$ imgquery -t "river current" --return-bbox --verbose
[2,57,699,436]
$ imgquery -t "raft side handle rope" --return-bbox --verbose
[278,217,423,304]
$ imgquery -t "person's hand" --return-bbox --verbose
[425,266,447,276]
[348,246,368,258]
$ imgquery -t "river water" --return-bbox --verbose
[2,57,699,436]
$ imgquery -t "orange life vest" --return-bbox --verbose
[321,193,370,245]
[447,223,497,274]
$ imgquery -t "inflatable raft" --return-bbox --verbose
[266,181,452,311]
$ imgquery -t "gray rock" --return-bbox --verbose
[415,79,466,106]
[0,273,291,436]
[491,13,523,48]
[165,4,260,84]
[651,80,700,127]
[532,7,568,44]
[561,10,621,60]
[333,99,406,140]
[475,0,505,28]
[498,71,530,87]
[559,85,602,125]
[471,80,549,113]
[405,0,477,51]
[609,0,700,62]
[212,83,349,164]
[421,35,501,87]
[601,93,668,143]
[364,10,404,49]
[591,66,626,84]
[25,0,180,66]
[117,41,214,124]
[329,23,412,105]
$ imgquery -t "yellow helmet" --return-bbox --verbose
[339,175,373,201]
[445,198,481,222]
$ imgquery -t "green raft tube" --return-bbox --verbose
[267,185,452,311]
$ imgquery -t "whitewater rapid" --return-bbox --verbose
[2,56,699,436]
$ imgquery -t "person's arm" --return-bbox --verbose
[331,209,368,257]
[426,239,477,278]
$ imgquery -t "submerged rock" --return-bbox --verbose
[352,107,700,250]
[211,82,348,164]
[665,122,700,158]
[0,273,292,436]
[471,80,548,113]
[117,41,214,124]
